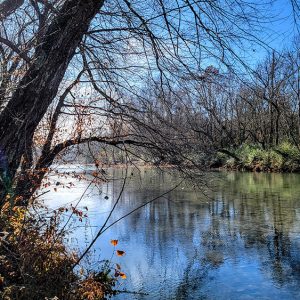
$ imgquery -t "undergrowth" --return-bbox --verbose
[215,142,300,172]
[0,201,123,300]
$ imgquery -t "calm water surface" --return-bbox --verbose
[42,167,300,299]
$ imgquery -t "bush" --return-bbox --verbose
[277,142,300,160]
[0,203,120,300]
[221,144,285,171]
[265,150,283,170]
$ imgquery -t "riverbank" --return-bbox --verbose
[56,142,300,174]
[210,143,300,173]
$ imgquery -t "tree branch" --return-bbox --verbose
[0,36,30,63]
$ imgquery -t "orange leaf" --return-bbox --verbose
[92,171,98,177]
[116,250,125,256]
[119,272,127,279]
[110,239,118,246]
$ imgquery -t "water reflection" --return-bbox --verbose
[43,169,300,299]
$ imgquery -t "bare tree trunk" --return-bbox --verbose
[269,50,276,147]
[269,103,274,146]
[297,57,300,142]
[0,0,105,199]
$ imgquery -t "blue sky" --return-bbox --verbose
[266,0,298,47]
[218,0,300,73]
[249,0,299,60]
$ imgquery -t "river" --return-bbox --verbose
[42,167,300,299]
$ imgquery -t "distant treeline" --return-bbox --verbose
[125,44,300,171]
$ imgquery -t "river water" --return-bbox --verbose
[42,167,300,299]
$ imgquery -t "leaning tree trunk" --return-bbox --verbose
[0,0,105,202]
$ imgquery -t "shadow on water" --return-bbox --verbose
[43,168,300,299]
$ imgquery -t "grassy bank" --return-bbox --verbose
[211,142,300,172]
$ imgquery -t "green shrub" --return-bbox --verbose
[215,143,300,172]
[265,150,283,170]
[277,142,300,160]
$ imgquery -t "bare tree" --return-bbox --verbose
[0,0,295,205]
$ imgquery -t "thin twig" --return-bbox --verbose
[72,178,183,269]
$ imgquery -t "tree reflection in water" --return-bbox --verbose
[44,168,300,299]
